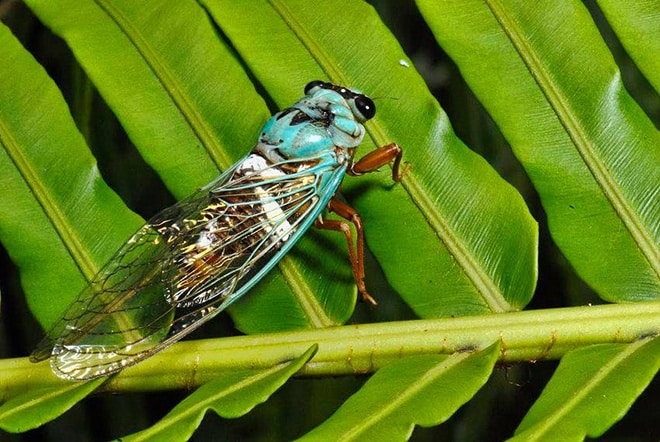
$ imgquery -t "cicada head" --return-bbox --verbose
[303,80,376,123]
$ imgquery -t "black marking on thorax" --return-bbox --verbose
[276,107,331,127]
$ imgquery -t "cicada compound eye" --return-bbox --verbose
[304,80,325,95]
[354,95,376,121]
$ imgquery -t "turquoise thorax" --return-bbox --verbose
[256,83,374,169]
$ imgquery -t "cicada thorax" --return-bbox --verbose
[155,151,322,308]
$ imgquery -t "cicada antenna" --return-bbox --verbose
[371,95,399,102]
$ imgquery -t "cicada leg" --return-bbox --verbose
[315,198,376,306]
[348,143,410,182]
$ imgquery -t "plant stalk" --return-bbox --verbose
[1,301,658,398]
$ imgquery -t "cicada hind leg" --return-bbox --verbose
[315,198,375,305]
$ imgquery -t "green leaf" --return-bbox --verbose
[417,0,660,301]
[25,0,265,191]
[596,0,660,93]
[0,377,105,433]
[119,344,317,442]
[298,342,500,441]
[0,21,142,328]
[202,0,538,317]
[513,336,660,441]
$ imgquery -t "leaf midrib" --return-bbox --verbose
[93,0,232,171]
[0,115,97,282]
[341,353,470,441]
[521,338,651,439]
[128,365,283,441]
[486,0,660,279]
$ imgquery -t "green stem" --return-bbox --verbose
[2,302,658,398]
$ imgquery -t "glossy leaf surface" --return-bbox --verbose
[121,345,317,442]
[0,378,104,433]
[299,342,499,441]
[597,0,660,93]
[0,21,142,327]
[513,336,660,440]
[418,0,660,301]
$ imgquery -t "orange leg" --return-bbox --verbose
[348,143,410,182]
[315,198,376,306]
[317,143,409,305]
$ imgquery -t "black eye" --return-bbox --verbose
[304,80,325,95]
[355,95,376,120]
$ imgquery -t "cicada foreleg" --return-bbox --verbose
[315,198,376,306]
[348,143,410,182]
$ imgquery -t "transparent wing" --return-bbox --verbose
[31,155,345,380]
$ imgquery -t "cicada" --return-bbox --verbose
[31,81,407,380]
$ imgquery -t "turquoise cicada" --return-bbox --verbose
[31,81,407,380]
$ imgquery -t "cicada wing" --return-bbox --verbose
[29,222,175,379]
[30,166,243,380]
[31,155,344,380]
